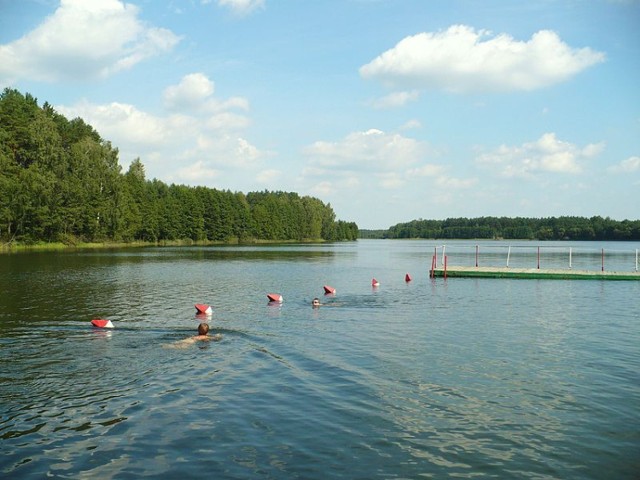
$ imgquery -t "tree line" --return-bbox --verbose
[0,88,358,245]
[366,216,640,241]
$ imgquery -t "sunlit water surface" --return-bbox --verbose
[1,240,639,479]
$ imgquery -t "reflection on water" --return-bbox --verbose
[1,241,639,479]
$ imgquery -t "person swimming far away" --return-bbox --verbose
[165,322,222,349]
[312,297,344,308]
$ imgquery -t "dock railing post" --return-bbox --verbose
[602,248,604,272]
[441,245,446,267]
[636,249,638,272]
[569,247,572,269]
[537,246,540,269]
[430,247,437,278]
[475,245,479,267]
[444,255,448,279]
[506,246,511,268]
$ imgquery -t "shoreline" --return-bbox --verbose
[0,237,330,254]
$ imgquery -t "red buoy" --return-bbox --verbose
[267,293,283,303]
[405,273,412,282]
[91,319,114,329]
[372,278,380,287]
[323,285,336,295]
[195,304,212,315]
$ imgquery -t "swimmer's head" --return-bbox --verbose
[312,298,320,306]
[198,323,209,335]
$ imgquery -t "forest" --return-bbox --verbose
[363,216,640,241]
[0,89,358,245]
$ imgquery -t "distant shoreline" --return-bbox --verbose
[4,235,638,254]
[0,237,332,254]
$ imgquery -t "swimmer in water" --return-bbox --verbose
[165,322,222,348]
[312,297,344,308]
[196,322,210,337]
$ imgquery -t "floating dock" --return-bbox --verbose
[432,266,640,280]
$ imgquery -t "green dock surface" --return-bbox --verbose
[432,266,640,280]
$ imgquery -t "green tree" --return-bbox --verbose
[0,88,359,245]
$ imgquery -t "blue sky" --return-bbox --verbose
[1,0,638,229]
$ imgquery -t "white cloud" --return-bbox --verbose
[57,100,179,147]
[360,25,605,93]
[300,128,470,195]
[399,119,422,130]
[475,133,605,177]
[309,181,335,196]
[406,164,445,177]
[178,134,261,169]
[608,156,640,173]
[163,73,215,111]
[308,176,361,197]
[303,128,428,172]
[369,90,420,109]
[297,128,478,227]
[376,172,405,189]
[163,73,250,116]
[256,169,282,184]
[0,0,180,83]
[56,73,264,184]
[176,160,221,182]
[214,0,265,16]
[206,112,251,130]
[434,176,477,189]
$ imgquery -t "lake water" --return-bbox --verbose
[1,240,639,479]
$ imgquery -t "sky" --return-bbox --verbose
[0,0,638,229]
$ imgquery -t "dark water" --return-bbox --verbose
[1,240,639,479]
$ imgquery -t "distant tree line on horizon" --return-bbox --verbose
[0,88,358,245]
[360,216,640,241]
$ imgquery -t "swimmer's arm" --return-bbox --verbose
[163,338,194,349]
[163,333,222,349]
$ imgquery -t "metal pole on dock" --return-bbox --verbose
[569,247,572,269]
[537,246,540,269]
[602,248,604,272]
[475,245,479,267]
[507,246,511,267]
[636,249,638,272]
[430,247,437,278]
